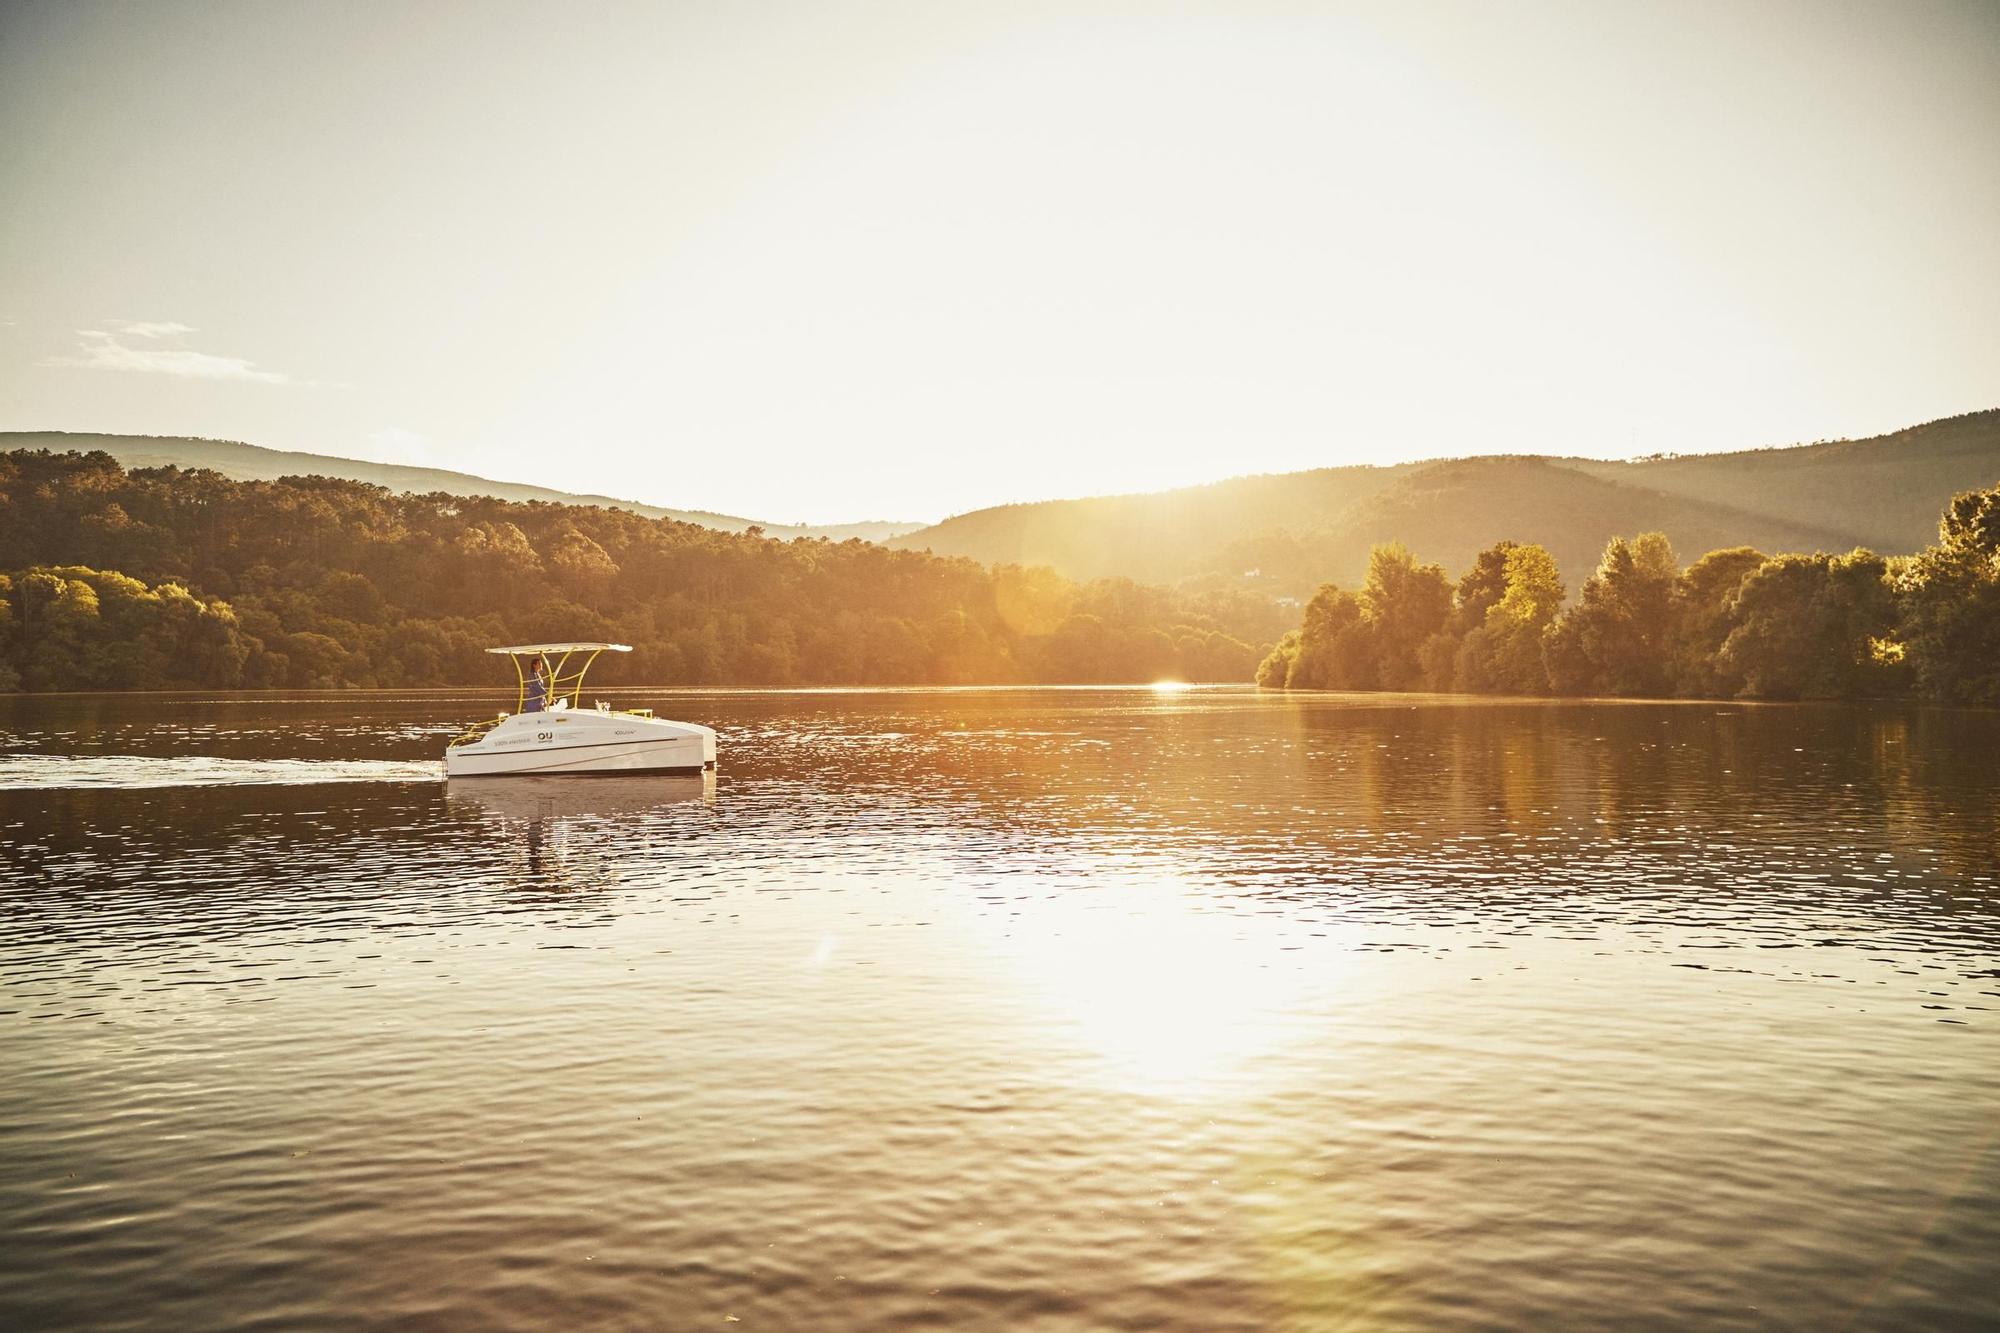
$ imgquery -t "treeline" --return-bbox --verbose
[1257,483,2000,705]
[0,451,1281,691]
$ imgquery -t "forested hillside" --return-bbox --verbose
[888,463,1416,590]
[1317,457,1854,597]
[0,432,920,544]
[1256,482,2000,706]
[1567,410,2000,554]
[892,410,2000,596]
[0,451,1280,691]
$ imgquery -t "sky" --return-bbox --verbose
[2,0,1996,524]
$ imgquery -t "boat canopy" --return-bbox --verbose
[485,642,632,655]
[486,643,632,711]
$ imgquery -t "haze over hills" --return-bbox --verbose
[1566,411,2000,555]
[13,412,1997,600]
[890,410,2000,596]
[0,433,923,545]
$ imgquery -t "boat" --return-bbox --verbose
[447,770,715,819]
[443,642,717,778]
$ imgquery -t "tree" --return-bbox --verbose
[1458,543,1564,694]
[453,521,543,604]
[1544,533,1677,696]
[1895,484,2000,704]
[1450,540,1518,635]
[1256,630,1300,687]
[13,570,97,690]
[1416,630,1460,691]
[1720,550,1902,699]
[1357,543,1452,690]
[0,448,1281,690]
[1414,539,1523,691]
[545,527,619,609]
[1666,547,1766,697]
[0,575,16,692]
[0,565,249,689]
[278,630,354,689]
[1287,585,1374,689]
[1180,628,1256,682]
[992,564,1075,637]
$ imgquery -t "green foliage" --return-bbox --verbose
[0,430,920,542]
[1255,630,1300,688]
[8,447,1994,704]
[893,410,2000,602]
[1449,540,1517,635]
[4,564,247,690]
[1544,533,1677,696]
[1265,484,1999,704]
[1666,547,1767,697]
[0,450,1266,690]
[0,575,15,693]
[1263,545,1451,692]
[1719,550,1902,699]
[1892,484,2000,704]
[1358,544,1453,690]
[1456,542,1564,694]
[1286,585,1374,689]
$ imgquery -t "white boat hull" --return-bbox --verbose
[445,707,717,778]
[447,771,715,819]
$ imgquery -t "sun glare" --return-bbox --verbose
[992,882,1329,1100]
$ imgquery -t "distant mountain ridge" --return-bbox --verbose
[0,432,922,544]
[13,412,1997,596]
[889,410,2000,596]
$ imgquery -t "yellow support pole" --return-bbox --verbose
[552,648,575,706]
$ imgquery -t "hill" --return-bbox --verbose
[1565,410,2000,554]
[1315,456,1857,593]
[891,410,2000,593]
[885,463,1417,589]
[0,432,921,545]
[0,451,1274,690]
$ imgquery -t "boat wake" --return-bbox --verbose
[0,754,442,790]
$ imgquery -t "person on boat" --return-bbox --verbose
[524,656,550,713]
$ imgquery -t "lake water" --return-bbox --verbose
[2,687,1997,1330]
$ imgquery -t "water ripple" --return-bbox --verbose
[1,689,1997,1330]
[0,753,442,789]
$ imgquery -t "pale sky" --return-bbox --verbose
[2,0,1996,524]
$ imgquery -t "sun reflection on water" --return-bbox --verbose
[992,880,1334,1100]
